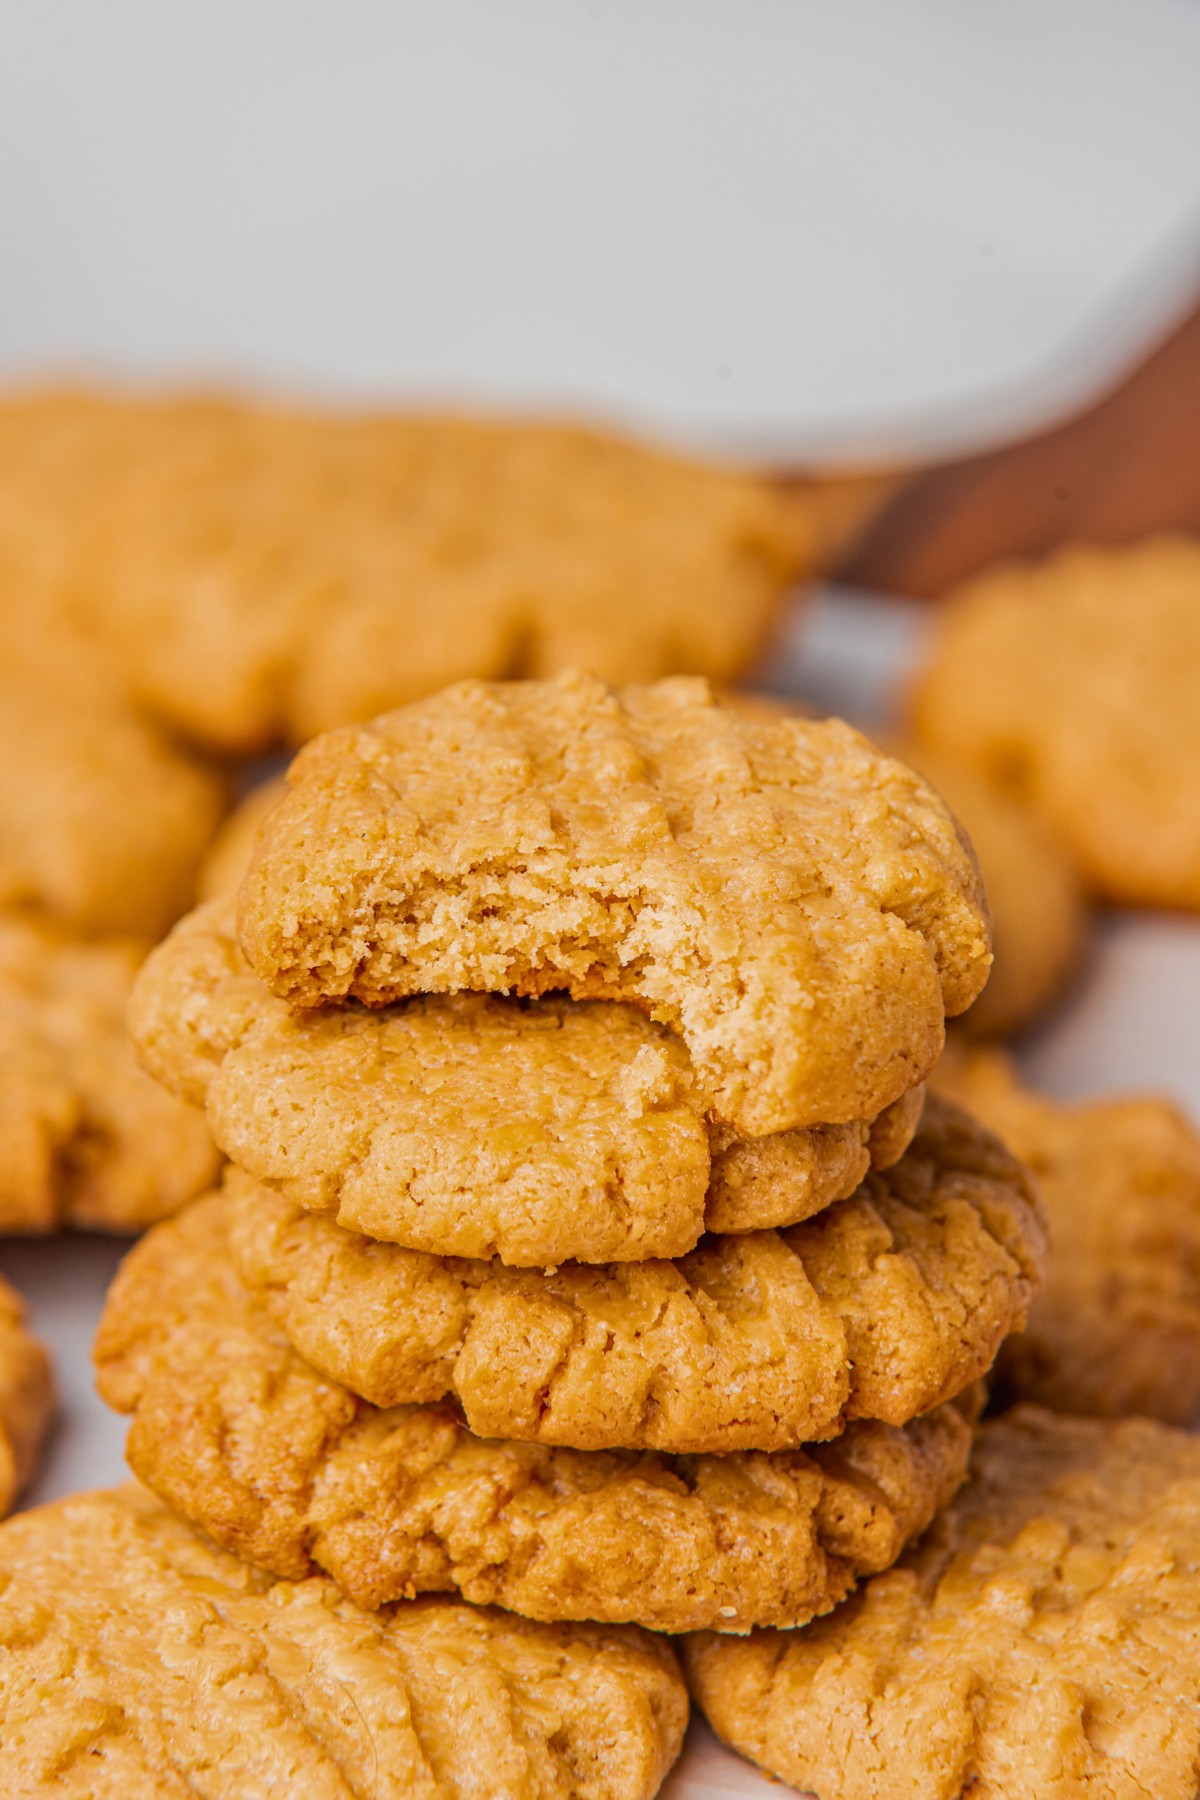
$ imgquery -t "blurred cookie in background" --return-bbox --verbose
[0,914,220,1234]
[0,1274,53,1516]
[896,744,1087,1039]
[933,1042,1200,1425]
[909,534,1200,910]
[0,388,169,600]
[0,388,817,754]
[0,660,226,941]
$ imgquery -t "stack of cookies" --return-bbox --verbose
[96,671,1042,1669]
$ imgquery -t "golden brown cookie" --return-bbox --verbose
[132,898,925,1261]
[0,389,169,636]
[934,1044,1200,1423]
[0,913,221,1233]
[910,535,1200,908]
[200,776,907,1219]
[897,744,1086,1038]
[221,1093,1041,1450]
[685,1406,1200,1800]
[0,1274,54,1515]
[238,674,990,1136]
[0,388,813,754]
[0,662,226,939]
[0,1484,689,1798]
[95,1197,981,1633]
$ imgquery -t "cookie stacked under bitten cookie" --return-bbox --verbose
[94,671,1045,1679]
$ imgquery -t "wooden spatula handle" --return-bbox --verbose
[832,299,1200,598]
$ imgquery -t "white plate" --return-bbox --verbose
[3,1,1200,461]
[3,586,1198,1796]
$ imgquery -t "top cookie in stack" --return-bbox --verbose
[236,670,991,1134]
[111,671,1043,1637]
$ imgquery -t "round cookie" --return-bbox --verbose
[221,1093,1042,1451]
[0,914,221,1233]
[0,1484,689,1799]
[238,673,991,1137]
[934,1043,1200,1424]
[685,1406,1200,1800]
[132,897,925,1262]
[94,1198,981,1634]
[0,1274,54,1516]
[0,662,226,940]
[897,743,1086,1038]
[1,389,813,754]
[910,534,1200,909]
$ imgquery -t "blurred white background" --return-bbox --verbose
[3,0,1200,460]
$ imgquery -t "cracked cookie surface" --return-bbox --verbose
[0,914,220,1232]
[220,1095,1042,1450]
[934,1044,1200,1423]
[685,1407,1200,1800]
[910,534,1200,909]
[238,673,991,1135]
[0,1484,688,1799]
[132,897,924,1261]
[94,1200,980,1633]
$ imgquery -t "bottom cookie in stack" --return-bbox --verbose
[685,1407,1200,1800]
[93,1089,1043,1635]
[93,1186,983,1635]
[0,1483,689,1798]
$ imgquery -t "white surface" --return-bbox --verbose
[3,1,1200,461]
[4,585,1199,1794]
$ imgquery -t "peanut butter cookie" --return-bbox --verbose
[0,664,226,938]
[0,1274,54,1515]
[934,1044,1200,1423]
[219,1094,1041,1451]
[0,914,220,1232]
[132,898,924,1261]
[910,535,1200,909]
[95,1198,980,1633]
[686,1407,1200,1800]
[1,389,813,753]
[238,674,990,1135]
[899,743,1086,1038]
[0,1483,688,1798]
